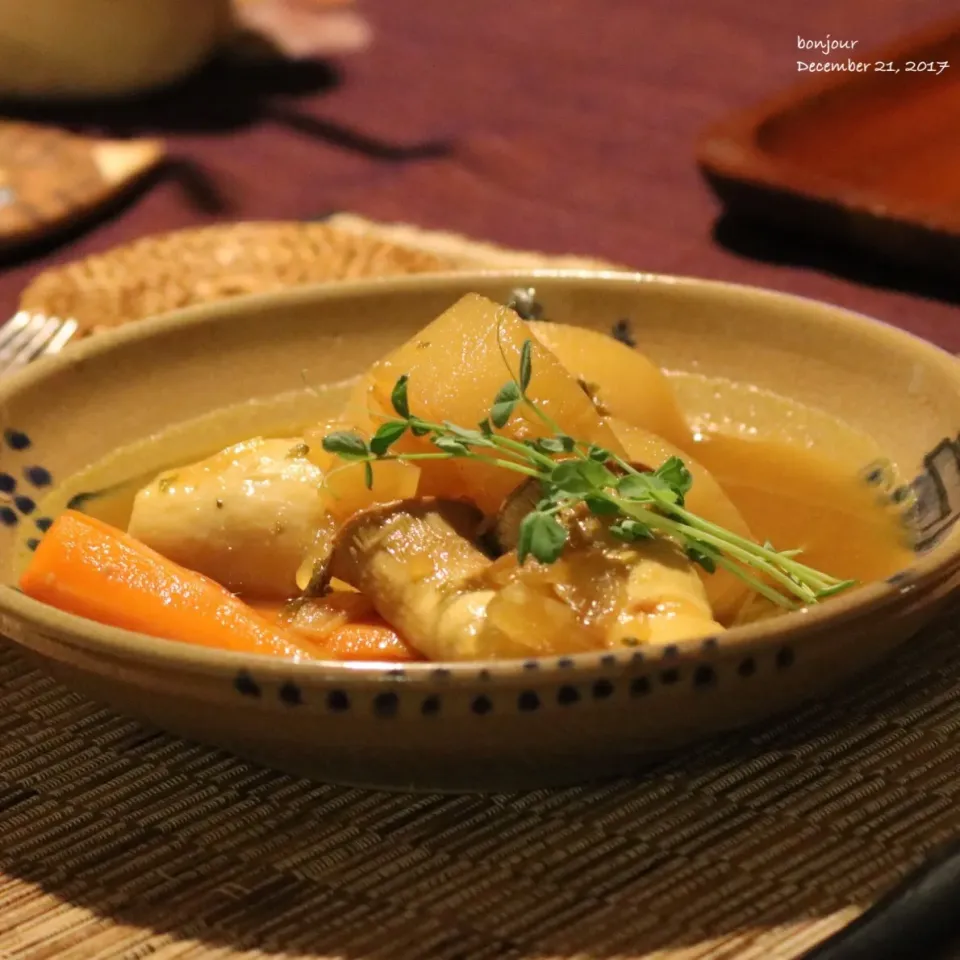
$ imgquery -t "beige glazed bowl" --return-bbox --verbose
[0,0,232,99]
[0,271,958,792]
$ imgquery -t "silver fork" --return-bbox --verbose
[0,312,79,376]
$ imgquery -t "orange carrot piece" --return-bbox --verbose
[251,593,423,663]
[19,510,317,660]
[321,621,421,662]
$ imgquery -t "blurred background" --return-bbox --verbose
[0,0,956,346]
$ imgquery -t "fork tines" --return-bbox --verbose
[0,312,78,375]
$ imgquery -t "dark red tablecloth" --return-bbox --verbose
[0,0,956,347]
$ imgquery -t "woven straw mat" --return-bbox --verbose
[16,215,621,335]
[4,216,960,960]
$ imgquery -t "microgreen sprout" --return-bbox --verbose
[321,331,857,610]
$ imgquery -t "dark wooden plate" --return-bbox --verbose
[0,121,163,250]
[697,16,960,275]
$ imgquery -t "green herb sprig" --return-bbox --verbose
[321,334,855,610]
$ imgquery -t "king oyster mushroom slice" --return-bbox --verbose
[492,461,652,555]
[491,477,542,554]
[322,498,503,661]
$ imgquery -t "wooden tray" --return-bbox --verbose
[697,16,960,274]
[0,121,163,249]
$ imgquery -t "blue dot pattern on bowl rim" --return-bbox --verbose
[0,430,54,548]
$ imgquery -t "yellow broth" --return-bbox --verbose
[691,432,913,587]
[23,374,915,624]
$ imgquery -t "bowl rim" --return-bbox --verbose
[3,267,958,682]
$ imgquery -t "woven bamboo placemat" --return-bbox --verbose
[4,216,960,960]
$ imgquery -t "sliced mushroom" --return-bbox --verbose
[491,477,542,554]
[322,498,499,661]
[492,460,653,555]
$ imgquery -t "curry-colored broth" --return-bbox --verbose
[24,373,914,622]
[691,433,912,586]
[668,371,914,602]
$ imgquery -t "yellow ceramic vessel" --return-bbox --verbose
[0,0,232,99]
[0,272,957,791]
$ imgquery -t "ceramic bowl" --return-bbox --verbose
[0,271,958,792]
[0,0,231,100]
